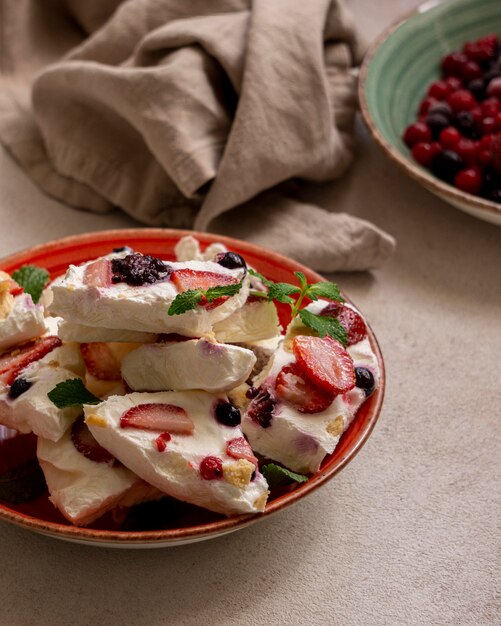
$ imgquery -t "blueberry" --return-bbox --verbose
[431,150,464,183]
[215,252,247,270]
[453,111,479,139]
[215,401,241,427]
[354,367,375,396]
[428,102,452,119]
[425,113,449,139]
[467,79,485,101]
[8,378,32,399]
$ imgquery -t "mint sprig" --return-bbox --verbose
[261,463,308,489]
[48,378,100,409]
[11,265,49,304]
[248,268,346,344]
[167,280,243,316]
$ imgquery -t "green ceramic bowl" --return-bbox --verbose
[359,0,501,225]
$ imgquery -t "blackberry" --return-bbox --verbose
[247,389,275,428]
[8,377,32,399]
[111,253,170,286]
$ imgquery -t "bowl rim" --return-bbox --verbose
[0,228,386,545]
[358,0,501,219]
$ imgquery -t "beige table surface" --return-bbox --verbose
[0,1,500,625]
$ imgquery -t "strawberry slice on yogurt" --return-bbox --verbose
[84,391,269,515]
[242,300,379,474]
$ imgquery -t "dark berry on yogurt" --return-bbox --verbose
[214,401,241,427]
[8,377,32,399]
[247,388,275,428]
[354,367,375,396]
[215,251,247,270]
[111,253,171,286]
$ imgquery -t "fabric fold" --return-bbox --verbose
[0,0,395,271]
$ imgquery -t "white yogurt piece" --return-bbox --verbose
[121,339,256,393]
[85,391,269,515]
[0,293,47,352]
[37,429,161,526]
[242,301,380,474]
[0,344,85,442]
[57,320,157,344]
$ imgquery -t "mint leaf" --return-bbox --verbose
[11,265,49,304]
[294,271,308,290]
[248,268,272,287]
[299,309,348,346]
[307,281,344,303]
[167,289,203,315]
[0,458,47,503]
[267,282,300,304]
[205,280,243,302]
[48,378,100,409]
[261,463,308,489]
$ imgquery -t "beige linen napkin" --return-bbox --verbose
[0,0,395,271]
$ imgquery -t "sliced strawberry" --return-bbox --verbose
[83,258,111,288]
[293,335,355,395]
[120,403,194,434]
[80,343,121,381]
[275,363,334,414]
[200,295,229,310]
[226,437,258,466]
[0,336,61,385]
[72,416,115,464]
[320,303,367,346]
[171,269,238,292]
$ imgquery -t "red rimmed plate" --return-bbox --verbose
[0,229,385,548]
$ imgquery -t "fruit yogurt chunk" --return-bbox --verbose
[57,320,157,344]
[0,271,47,352]
[38,416,161,526]
[48,249,249,337]
[85,391,269,515]
[0,341,86,441]
[121,338,256,393]
[242,301,379,474]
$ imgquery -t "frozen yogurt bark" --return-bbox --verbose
[85,391,269,515]
[38,417,161,526]
[49,249,250,337]
[242,301,379,473]
[121,338,256,393]
[0,341,86,441]
[0,271,47,352]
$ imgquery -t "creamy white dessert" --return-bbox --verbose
[48,251,250,337]
[57,320,157,344]
[38,426,161,526]
[0,272,47,352]
[242,301,379,474]
[121,339,256,393]
[0,344,85,442]
[85,391,269,515]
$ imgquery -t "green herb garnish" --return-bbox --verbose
[167,281,243,316]
[11,265,49,304]
[48,378,101,409]
[261,463,309,489]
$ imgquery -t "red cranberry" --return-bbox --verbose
[487,77,501,98]
[481,98,500,117]
[481,117,498,134]
[448,90,477,112]
[419,97,437,115]
[455,138,478,164]
[477,149,493,167]
[462,61,482,82]
[428,80,451,100]
[441,52,467,76]
[454,168,483,194]
[403,122,432,147]
[412,142,439,167]
[199,456,223,480]
[439,126,461,149]
[444,76,462,91]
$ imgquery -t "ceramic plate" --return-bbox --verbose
[359,0,501,225]
[0,229,385,548]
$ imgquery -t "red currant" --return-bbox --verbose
[439,126,461,149]
[454,168,483,194]
[403,122,432,148]
[447,90,477,112]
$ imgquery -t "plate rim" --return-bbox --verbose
[0,228,386,546]
[358,0,501,222]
